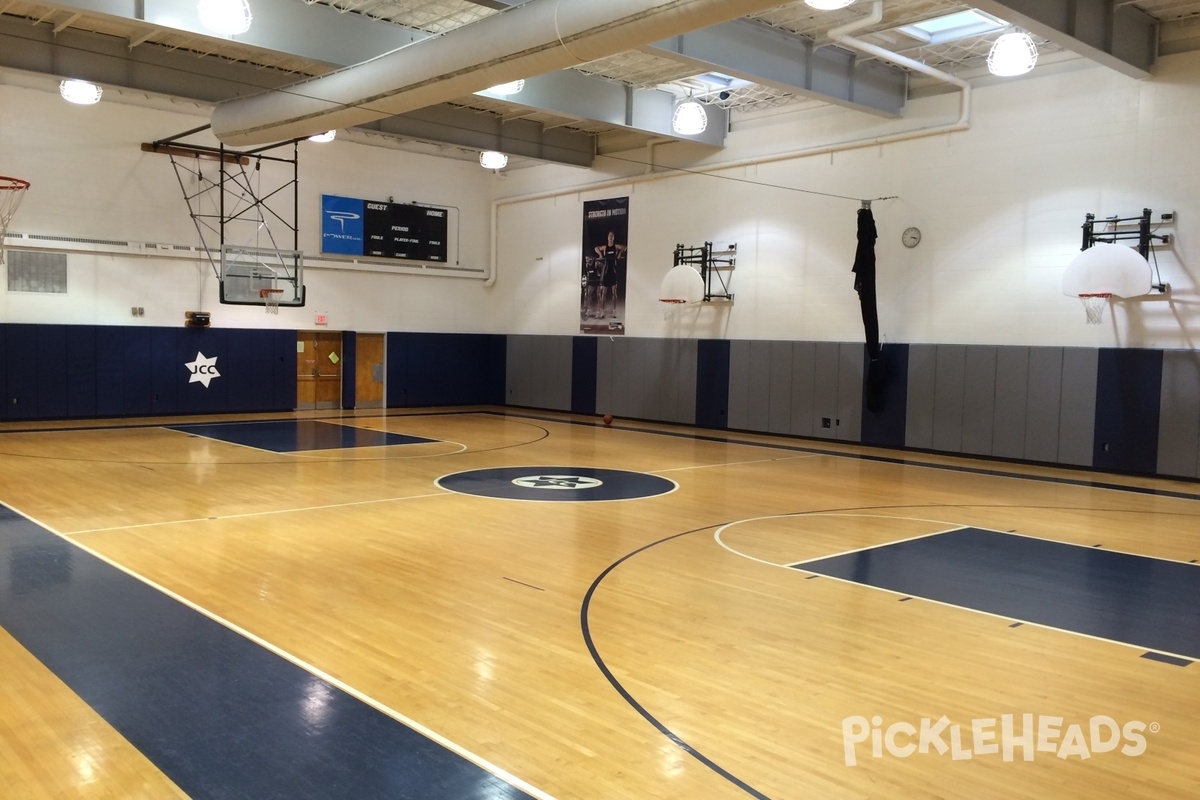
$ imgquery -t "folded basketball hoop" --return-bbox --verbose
[0,175,31,266]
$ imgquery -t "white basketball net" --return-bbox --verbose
[659,298,686,320]
[262,288,282,315]
[0,177,31,266]
[1080,293,1111,325]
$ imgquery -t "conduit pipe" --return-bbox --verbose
[485,2,975,287]
[827,1,971,131]
[211,0,791,146]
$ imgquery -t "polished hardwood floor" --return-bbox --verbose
[0,408,1197,799]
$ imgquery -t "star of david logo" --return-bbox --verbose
[511,475,603,490]
[184,352,221,388]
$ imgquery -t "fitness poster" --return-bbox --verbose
[580,197,629,335]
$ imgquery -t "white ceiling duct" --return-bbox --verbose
[211,0,787,146]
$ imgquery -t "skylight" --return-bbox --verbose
[692,72,753,92]
[898,9,1007,44]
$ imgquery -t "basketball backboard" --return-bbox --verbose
[219,245,305,307]
[1062,243,1151,298]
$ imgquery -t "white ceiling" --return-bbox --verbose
[2,0,1198,164]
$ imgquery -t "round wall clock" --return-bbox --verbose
[902,227,922,248]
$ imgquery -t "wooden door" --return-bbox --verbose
[297,331,342,410]
[355,333,386,409]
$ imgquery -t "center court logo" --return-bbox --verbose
[185,352,220,388]
[511,475,603,490]
[841,714,1155,766]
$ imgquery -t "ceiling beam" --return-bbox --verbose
[476,69,729,146]
[458,0,517,9]
[463,0,906,116]
[0,14,299,100]
[356,105,595,166]
[36,0,422,65]
[972,0,1157,79]
[646,18,906,117]
[0,14,597,166]
[8,1,721,157]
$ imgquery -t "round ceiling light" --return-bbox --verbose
[987,32,1038,77]
[671,101,708,136]
[59,79,102,105]
[198,0,253,36]
[804,0,856,10]
[479,151,508,170]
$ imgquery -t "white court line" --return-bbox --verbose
[65,491,453,536]
[998,525,1200,568]
[792,567,1198,664]
[8,503,557,800]
[289,440,469,459]
[713,512,965,568]
[712,512,1197,664]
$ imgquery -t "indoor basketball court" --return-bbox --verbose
[0,409,1196,799]
[3,1,1200,798]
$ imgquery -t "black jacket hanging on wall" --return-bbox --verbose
[852,207,887,412]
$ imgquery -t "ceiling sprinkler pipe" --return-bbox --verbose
[827,0,971,128]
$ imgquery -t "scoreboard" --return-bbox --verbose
[321,194,448,263]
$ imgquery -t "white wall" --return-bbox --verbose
[4,51,1199,349]
[0,75,497,333]
[491,52,1200,349]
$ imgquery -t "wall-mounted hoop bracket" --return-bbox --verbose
[1080,208,1171,294]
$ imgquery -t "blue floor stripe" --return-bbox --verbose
[800,528,1200,660]
[0,506,534,800]
[169,420,437,452]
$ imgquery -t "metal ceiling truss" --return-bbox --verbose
[647,18,906,117]
[146,126,299,279]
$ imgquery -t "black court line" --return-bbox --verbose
[581,525,772,800]
[0,408,481,436]
[0,505,539,800]
[5,409,1199,502]
[493,411,1200,503]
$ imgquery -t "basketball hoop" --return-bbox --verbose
[658,264,704,322]
[659,298,687,320]
[0,176,31,266]
[260,287,283,315]
[1079,293,1112,325]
